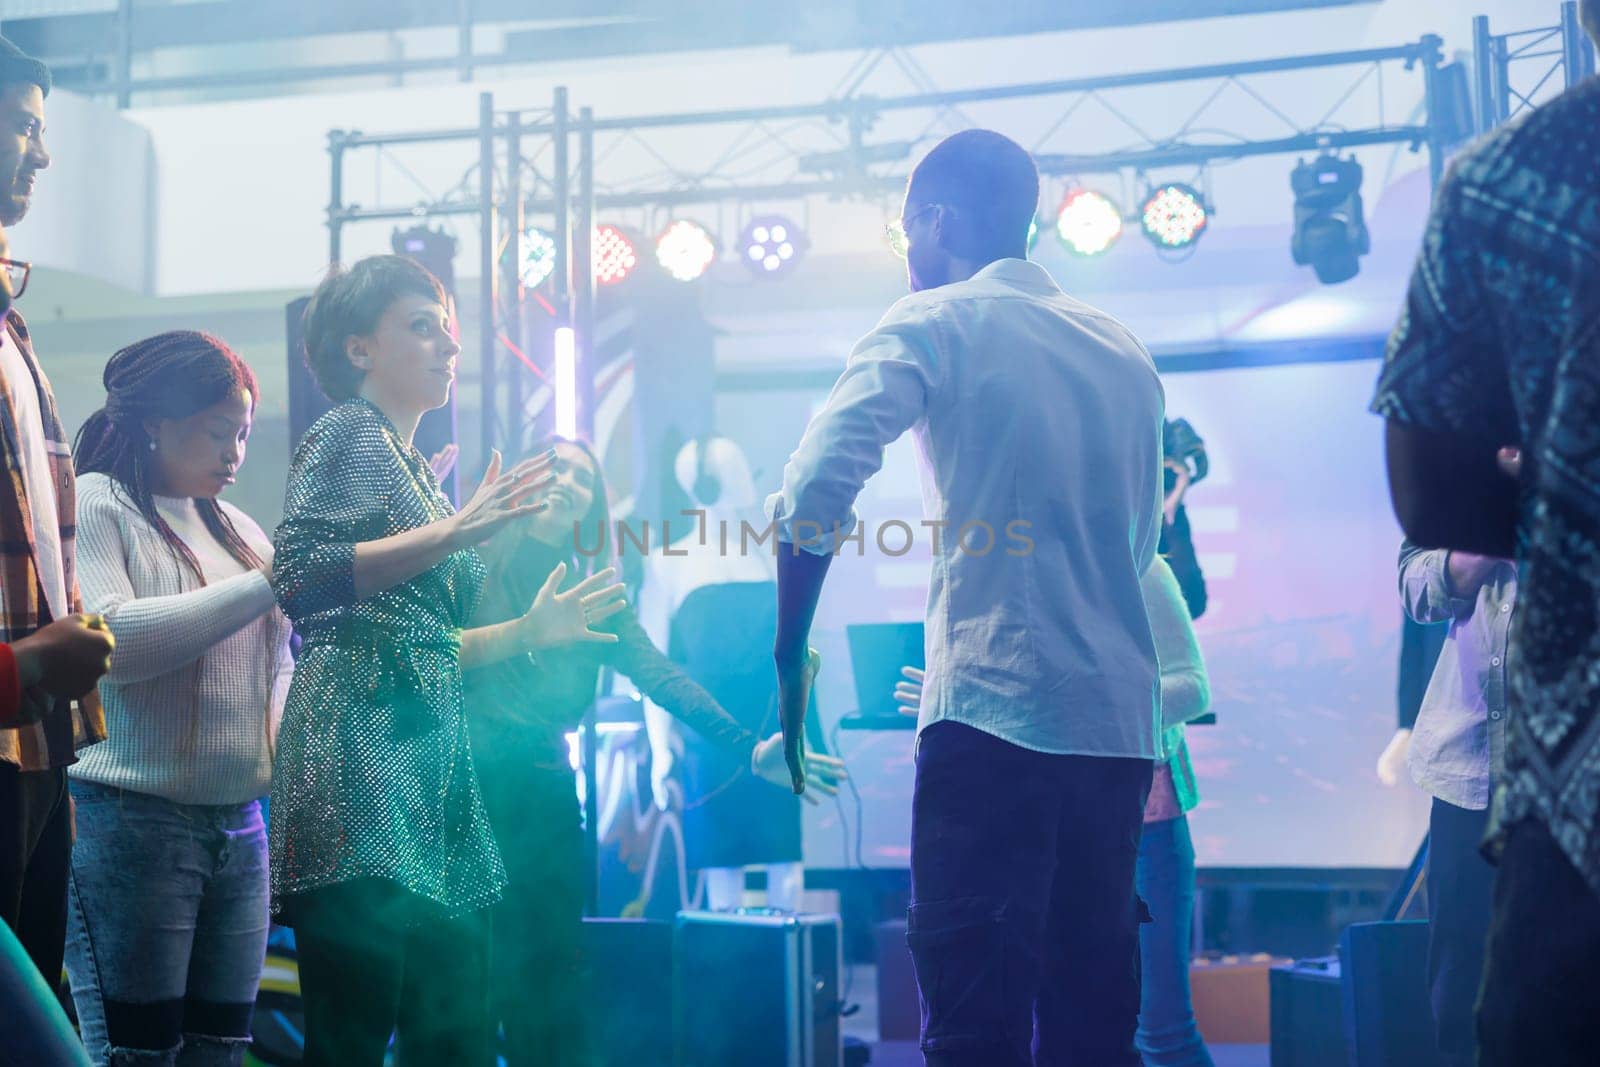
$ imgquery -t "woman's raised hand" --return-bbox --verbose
[448,448,556,548]
[517,561,629,649]
[427,443,460,483]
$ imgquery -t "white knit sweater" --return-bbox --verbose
[69,472,290,805]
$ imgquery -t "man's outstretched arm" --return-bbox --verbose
[765,306,941,792]
[774,546,833,792]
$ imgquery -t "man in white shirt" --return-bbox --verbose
[768,129,1164,1065]
[1396,542,1512,1067]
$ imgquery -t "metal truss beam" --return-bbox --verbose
[329,35,1447,234]
[1473,1,1596,133]
[11,0,1379,104]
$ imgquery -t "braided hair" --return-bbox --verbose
[75,330,283,756]
[75,330,266,579]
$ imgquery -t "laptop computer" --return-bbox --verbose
[841,621,925,730]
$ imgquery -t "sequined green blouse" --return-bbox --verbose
[268,398,506,921]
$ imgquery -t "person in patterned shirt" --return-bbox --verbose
[1373,4,1600,1060]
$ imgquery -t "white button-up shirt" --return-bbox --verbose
[767,258,1165,758]
[1398,542,1513,811]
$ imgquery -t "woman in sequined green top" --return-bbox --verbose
[269,255,627,1066]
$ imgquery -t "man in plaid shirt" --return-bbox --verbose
[0,35,114,988]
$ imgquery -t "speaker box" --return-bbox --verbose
[1339,920,1440,1067]
[1270,956,1346,1067]
[284,296,458,502]
[673,910,842,1067]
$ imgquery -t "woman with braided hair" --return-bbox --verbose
[63,330,289,1065]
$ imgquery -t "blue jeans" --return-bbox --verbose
[1424,798,1492,1067]
[1135,816,1214,1067]
[63,781,268,1066]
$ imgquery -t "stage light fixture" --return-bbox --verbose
[593,224,639,286]
[1139,183,1209,251]
[1054,189,1123,257]
[740,215,806,278]
[392,224,459,293]
[655,219,718,282]
[1290,154,1370,285]
[519,226,558,289]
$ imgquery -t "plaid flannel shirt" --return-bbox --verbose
[0,309,105,769]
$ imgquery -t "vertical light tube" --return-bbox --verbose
[554,325,577,439]
[477,92,497,471]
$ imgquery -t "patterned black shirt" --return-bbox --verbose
[1373,77,1600,897]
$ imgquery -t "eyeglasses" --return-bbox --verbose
[0,259,30,302]
[885,204,938,258]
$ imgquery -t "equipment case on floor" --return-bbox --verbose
[1270,956,1346,1067]
[673,909,843,1067]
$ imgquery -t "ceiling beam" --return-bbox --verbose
[7,0,1376,76]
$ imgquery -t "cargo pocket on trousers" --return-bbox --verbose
[905,896,1037,1057]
